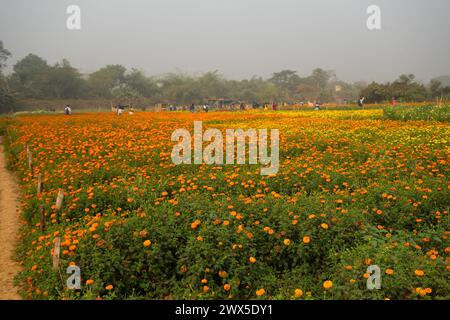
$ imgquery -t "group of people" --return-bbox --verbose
[114,105,134,116]
[63,97,375,115]
[187,104,209,112]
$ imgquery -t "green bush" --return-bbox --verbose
[383,105,450,122]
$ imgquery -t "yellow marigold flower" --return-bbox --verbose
[283,239,291,246]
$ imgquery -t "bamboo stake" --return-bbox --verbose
[39,205,46,232]
[52,237,61,270]
[37,173,43,195]
[55,189,64,211]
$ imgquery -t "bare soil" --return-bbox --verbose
[0,138,22,299]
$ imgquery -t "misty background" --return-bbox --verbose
[1,0,449,83]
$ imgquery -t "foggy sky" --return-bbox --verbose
[1,0,449,83]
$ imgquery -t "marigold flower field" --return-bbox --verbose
[2,108,449,300]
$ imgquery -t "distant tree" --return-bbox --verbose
[10,54,51,98]
[0,86,15,113]
[296,82,321,102]
[0,41,16,113]
[88,65,126,98]
[429,79,443,100]
[198,71,230,99]
[0,40,11,73]
[111,84,142,106]
[309,68,334,90]
[159,73,203,104]
[125,69,159,100]
[42,59,88,99]
[269,70,301,95]
[391,74,427,102]
[360,82,390,103]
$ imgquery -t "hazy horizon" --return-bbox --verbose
[1,0,449,83]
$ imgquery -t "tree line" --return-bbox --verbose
[1,41,449,113]
[361,74,450,103]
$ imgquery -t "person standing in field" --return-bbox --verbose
[358,97,365,107]
[116,105,125,116]
[190,103,195,112]
[64,105,72,115]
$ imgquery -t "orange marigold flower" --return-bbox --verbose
[303,236,311,244]
[86,279,94,285]
[218,270,228,278]
[143,240,151,247]
[256,288,266,296]
[105,284,113,291]
[191,220,201,229]
[415,269,425,277]
[224,284,231,291]
[385,268,394,275]
[323,280,333,289]
[294,288,303,298]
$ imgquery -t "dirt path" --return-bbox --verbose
[0,137,22,300]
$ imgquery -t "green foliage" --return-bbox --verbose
[383,105,450,122]
[88,65,126,98]
[2,43,450,105]
[10,54,51,98]
[0,40,11,72]
[0,85,16,113]
[362,74,450,103]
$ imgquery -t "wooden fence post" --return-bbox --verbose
[52,237,61,270]
[55,189,64,211]
[37,173,43,196]
[26,146,33,174]
[39,205,46,232]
